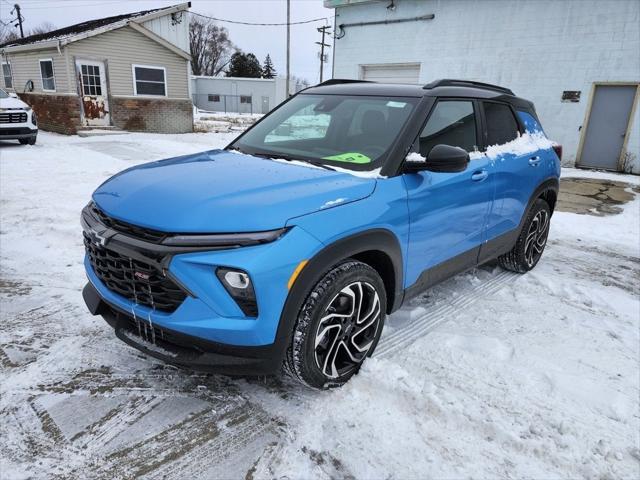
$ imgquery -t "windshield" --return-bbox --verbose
[230,94,418,171]
[0,89,8,99]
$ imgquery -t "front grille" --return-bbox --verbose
[89,203,167,244]
[84,232,186,312]
[0,112,27,123]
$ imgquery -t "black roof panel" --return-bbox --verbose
[301,79,533,108]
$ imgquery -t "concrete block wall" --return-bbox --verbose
[332,0,640,172]
[110,97,193,133]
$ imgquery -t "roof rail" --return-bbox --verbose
[423,79,514,95]
[316,79,374,86]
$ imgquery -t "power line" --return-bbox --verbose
[191,11,328,27]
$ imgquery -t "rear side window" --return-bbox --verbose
[418,100,477,155]
[483,102,519,146]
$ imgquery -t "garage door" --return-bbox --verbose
[361,63,421,84]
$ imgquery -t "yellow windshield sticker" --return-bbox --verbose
[323,152,372,164]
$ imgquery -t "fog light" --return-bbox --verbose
[224,270,250,289]
[216,267,258,317]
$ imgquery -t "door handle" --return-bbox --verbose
[471,170,488,182]
[528,156,541,166]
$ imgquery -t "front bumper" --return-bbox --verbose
[0,126,37,140]
[83,282,283,374]
[81,203,323,372]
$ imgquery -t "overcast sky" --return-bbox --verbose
[0,0,335,82]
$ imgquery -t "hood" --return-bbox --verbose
[93,149,376,233]
[0,96,29,110]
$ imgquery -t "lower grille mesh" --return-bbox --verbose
[84,232,186,312]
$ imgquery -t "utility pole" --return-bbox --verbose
[285,0,290,97]
[316,25,331,83]
[12,4,24,38]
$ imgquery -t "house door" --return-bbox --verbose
[76,60,110,127]
[261,96,269,113]
[579,84,638,171]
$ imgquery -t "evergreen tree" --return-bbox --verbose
[262,54,276,78]
[226,52,262,78]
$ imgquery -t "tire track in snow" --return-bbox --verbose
[376,269,518,358]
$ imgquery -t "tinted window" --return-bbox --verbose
[418,101,477,155]
[484,102,519,146]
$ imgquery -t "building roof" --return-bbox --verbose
[0,2,190,50]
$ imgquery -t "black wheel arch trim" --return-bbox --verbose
[523,177,559,223]
[272,228,404,365]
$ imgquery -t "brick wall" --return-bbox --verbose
[19,93,82,135]
[110,97,193,133]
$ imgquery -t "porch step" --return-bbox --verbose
[77,127,127,138]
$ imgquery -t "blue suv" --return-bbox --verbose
[82,79,561,388]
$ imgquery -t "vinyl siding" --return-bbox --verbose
[65,25,189,98]
[1,48,71,94]
[143,13,189,54]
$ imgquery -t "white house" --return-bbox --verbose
[325,0,640,173]
[1,3,192,134]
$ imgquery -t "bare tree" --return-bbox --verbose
[29,22,56,36]
[0,21,56,46]
[189,16,236,76]
[0,24,19,46]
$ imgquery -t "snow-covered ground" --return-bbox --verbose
[0,132,638,479]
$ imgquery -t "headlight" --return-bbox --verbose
[31,111,37,126]
[216,267,258,317]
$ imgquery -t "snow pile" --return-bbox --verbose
[405,151,426,162]
[405,132,555,164]
[472,131,555,160]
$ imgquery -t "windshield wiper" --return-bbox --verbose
[250,152,336,171]
[276,155,336,171]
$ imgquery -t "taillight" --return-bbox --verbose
[552,144,562,161]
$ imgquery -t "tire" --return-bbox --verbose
[498,198,551,273]
[284,260,386,389]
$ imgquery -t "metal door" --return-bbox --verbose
[261,96,269,114]
[579,85,637,171]
[76,60,110,127]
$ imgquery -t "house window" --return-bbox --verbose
[208,94,220,102]
[132,65,166,96]
[80,64,102,96]
[240,95,252,104]
[2,62,12,89]
[40,59,56,91]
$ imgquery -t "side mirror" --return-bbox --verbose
[403,144,470,174]
[8,92,18,98]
